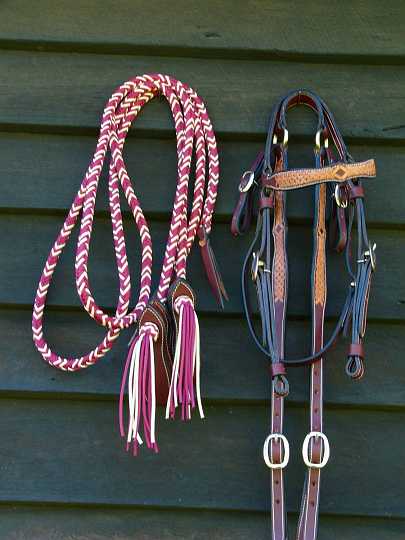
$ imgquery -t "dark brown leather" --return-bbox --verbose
[349,184,365,199]
[138,302,172,405]
[198,226,228,308]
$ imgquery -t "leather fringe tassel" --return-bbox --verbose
[166,282,204,421]
[119,322,159,455]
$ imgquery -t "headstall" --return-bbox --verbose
[232,90,376,540]
[32,74,226,455]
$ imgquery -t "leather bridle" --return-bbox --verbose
[32,74,226,454]
[232,90,376,540]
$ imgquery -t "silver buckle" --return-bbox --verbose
[315,130,329,150]
[302,431,330,469]
[239,171,255,193]
[263,433,290,469]
[334,184,348,208]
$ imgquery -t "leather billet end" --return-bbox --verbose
[198,226,229,308]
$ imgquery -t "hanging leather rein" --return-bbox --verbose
[232,90,376,540]
[32,74,227,455]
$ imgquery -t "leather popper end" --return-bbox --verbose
[198,226,229,309]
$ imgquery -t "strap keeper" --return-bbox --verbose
[270,362,286,377]
[348,343,364,359]
[349,184,365,200]
[259,194,274,210]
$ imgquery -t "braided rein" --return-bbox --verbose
[32,74,220,372]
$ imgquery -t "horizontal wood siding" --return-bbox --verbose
[0,2,404,539]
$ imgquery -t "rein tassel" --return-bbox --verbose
[119,322,159,455]
[166,282,204,421]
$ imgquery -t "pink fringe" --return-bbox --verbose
[166,296,204,421]
[119,323,159,455]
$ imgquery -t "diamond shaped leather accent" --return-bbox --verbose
[334,166,347,179]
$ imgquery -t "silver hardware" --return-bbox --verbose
[315,130,329,150]
[334,184,348,208]
[251,252,265,281]
[273,129,288,147]
[239,171,256,193]
[263,433,290,469]
[282,128,288,146]
[302,431,330,469]
[358,242,377,271]
[364,242,377,272]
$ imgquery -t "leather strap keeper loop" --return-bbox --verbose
[348,343,364,359]
[349,184,365,199]
[270,362,286,377]
[260,195,274,210]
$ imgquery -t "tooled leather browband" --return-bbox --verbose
[266,159,376,190]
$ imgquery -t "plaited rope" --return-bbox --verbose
[32,74,219,371]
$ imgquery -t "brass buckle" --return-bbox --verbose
[263,433,290,469]
[302,431,330,469]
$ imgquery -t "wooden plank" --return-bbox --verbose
[0,215,403,320]
[0,398,404,517]
[0,132,402,227]
[0,1,404,60]
[1,51,405,140]
[2,309,404,409]
[1,504,404,540]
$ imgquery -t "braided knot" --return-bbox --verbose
[140,322,159,342]
[174,295,193,314]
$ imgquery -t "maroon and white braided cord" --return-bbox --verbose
[32,74,220,372]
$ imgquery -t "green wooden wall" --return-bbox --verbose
[0,1,404,538]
